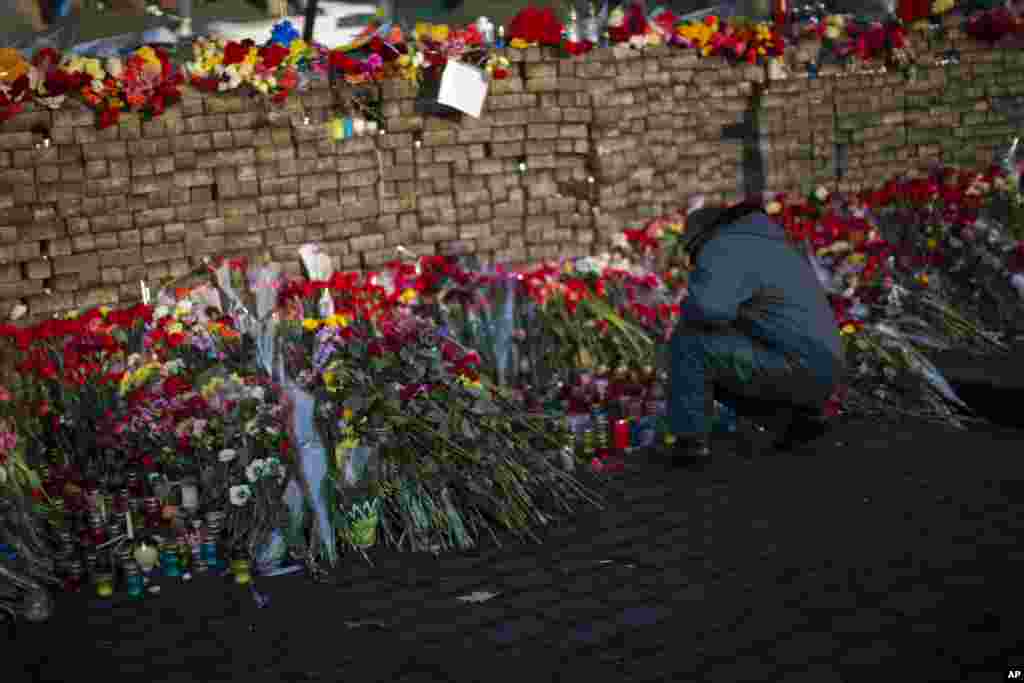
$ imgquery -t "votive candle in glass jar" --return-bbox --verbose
[160,544,181,578]
[124,565,144,599]
[143,497,161,528]
[95,572,114,598]
[201,540,219,570]
[231,558,252,585]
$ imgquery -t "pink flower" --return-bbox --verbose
[0,428,17,455]
[366,54,383,71]
[0,386,10,401]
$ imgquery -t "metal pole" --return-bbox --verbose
[303,0,319,43]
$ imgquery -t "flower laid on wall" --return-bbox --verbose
[676,15,786,64]
[0,4,1020,128]
[507,6,565,48]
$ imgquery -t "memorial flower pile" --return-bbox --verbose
[0,1,1019,127]
[675,15,786,64]
[188,26,326,101]
[963,6,1024,43]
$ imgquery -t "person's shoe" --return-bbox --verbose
[650,433,712,467]
[772,413,830,453]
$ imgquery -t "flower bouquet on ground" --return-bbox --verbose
[764,182,994,425]
[0,401,58,624]
[280,263,603,555]
[516,259,655,382]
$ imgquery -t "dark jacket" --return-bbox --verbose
[680,209,845,388]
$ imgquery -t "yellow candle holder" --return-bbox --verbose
[95,573,114,598]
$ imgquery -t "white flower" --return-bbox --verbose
[229,484,252,506]
[106,57,124,78]
[246,459,266,483]
[765,201,782,215]
[9,303,26,321]
[815,186,830,202]
[218,448,237,463]
[154,305,170,320]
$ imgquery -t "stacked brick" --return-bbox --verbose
[0,37,1017,320]
[585,47,754,251]
[940,21,1024,171]
[759,69,821,196]
[831,68,912,194]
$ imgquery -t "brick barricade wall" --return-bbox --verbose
[0,20,1016,320]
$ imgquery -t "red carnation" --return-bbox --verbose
[261,43,290,69]
[508,6,564,46]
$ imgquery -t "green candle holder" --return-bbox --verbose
[349,511,379,549]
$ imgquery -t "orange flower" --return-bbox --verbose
[0,48,28,83]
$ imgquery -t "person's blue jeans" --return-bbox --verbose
[668,325,837,437]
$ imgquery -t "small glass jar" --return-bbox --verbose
[201,540,219,570]
[160,544,181,578]
[95,572,114,598]
[231,558,252,585]
[124,566,144,599]
[143,497,162,529]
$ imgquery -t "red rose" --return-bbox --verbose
[329,51,361,75]
[563,40,593,56]
[222,41,248,66]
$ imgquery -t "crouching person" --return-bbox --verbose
[660,200,845,465]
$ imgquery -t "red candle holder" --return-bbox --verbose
[612,419,631,451]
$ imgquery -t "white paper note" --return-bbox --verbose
[437,60,489,119]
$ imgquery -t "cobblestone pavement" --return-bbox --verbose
[8,410,1024,683]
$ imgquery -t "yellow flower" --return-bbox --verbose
[509,38,532,49]
[201,376,225,399]
[926,238,938,250]
[99,306,111,316]
[825,25,842,40]
[167,322,184,335]
[323,371,339,393]
[918,273,930,286]
[398,288,417,305]
[135,46,161,67]
[457,374,483,390]
[289,39,308,63]
[244,47,259,65]
[64,309,80,320]
[303,318,321,331]
[932,0,955,14]
[765,201,782,215]
[342,407,353,421]
[667,222,684,234]
[848,253,866,265]
[841,323,858,336]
